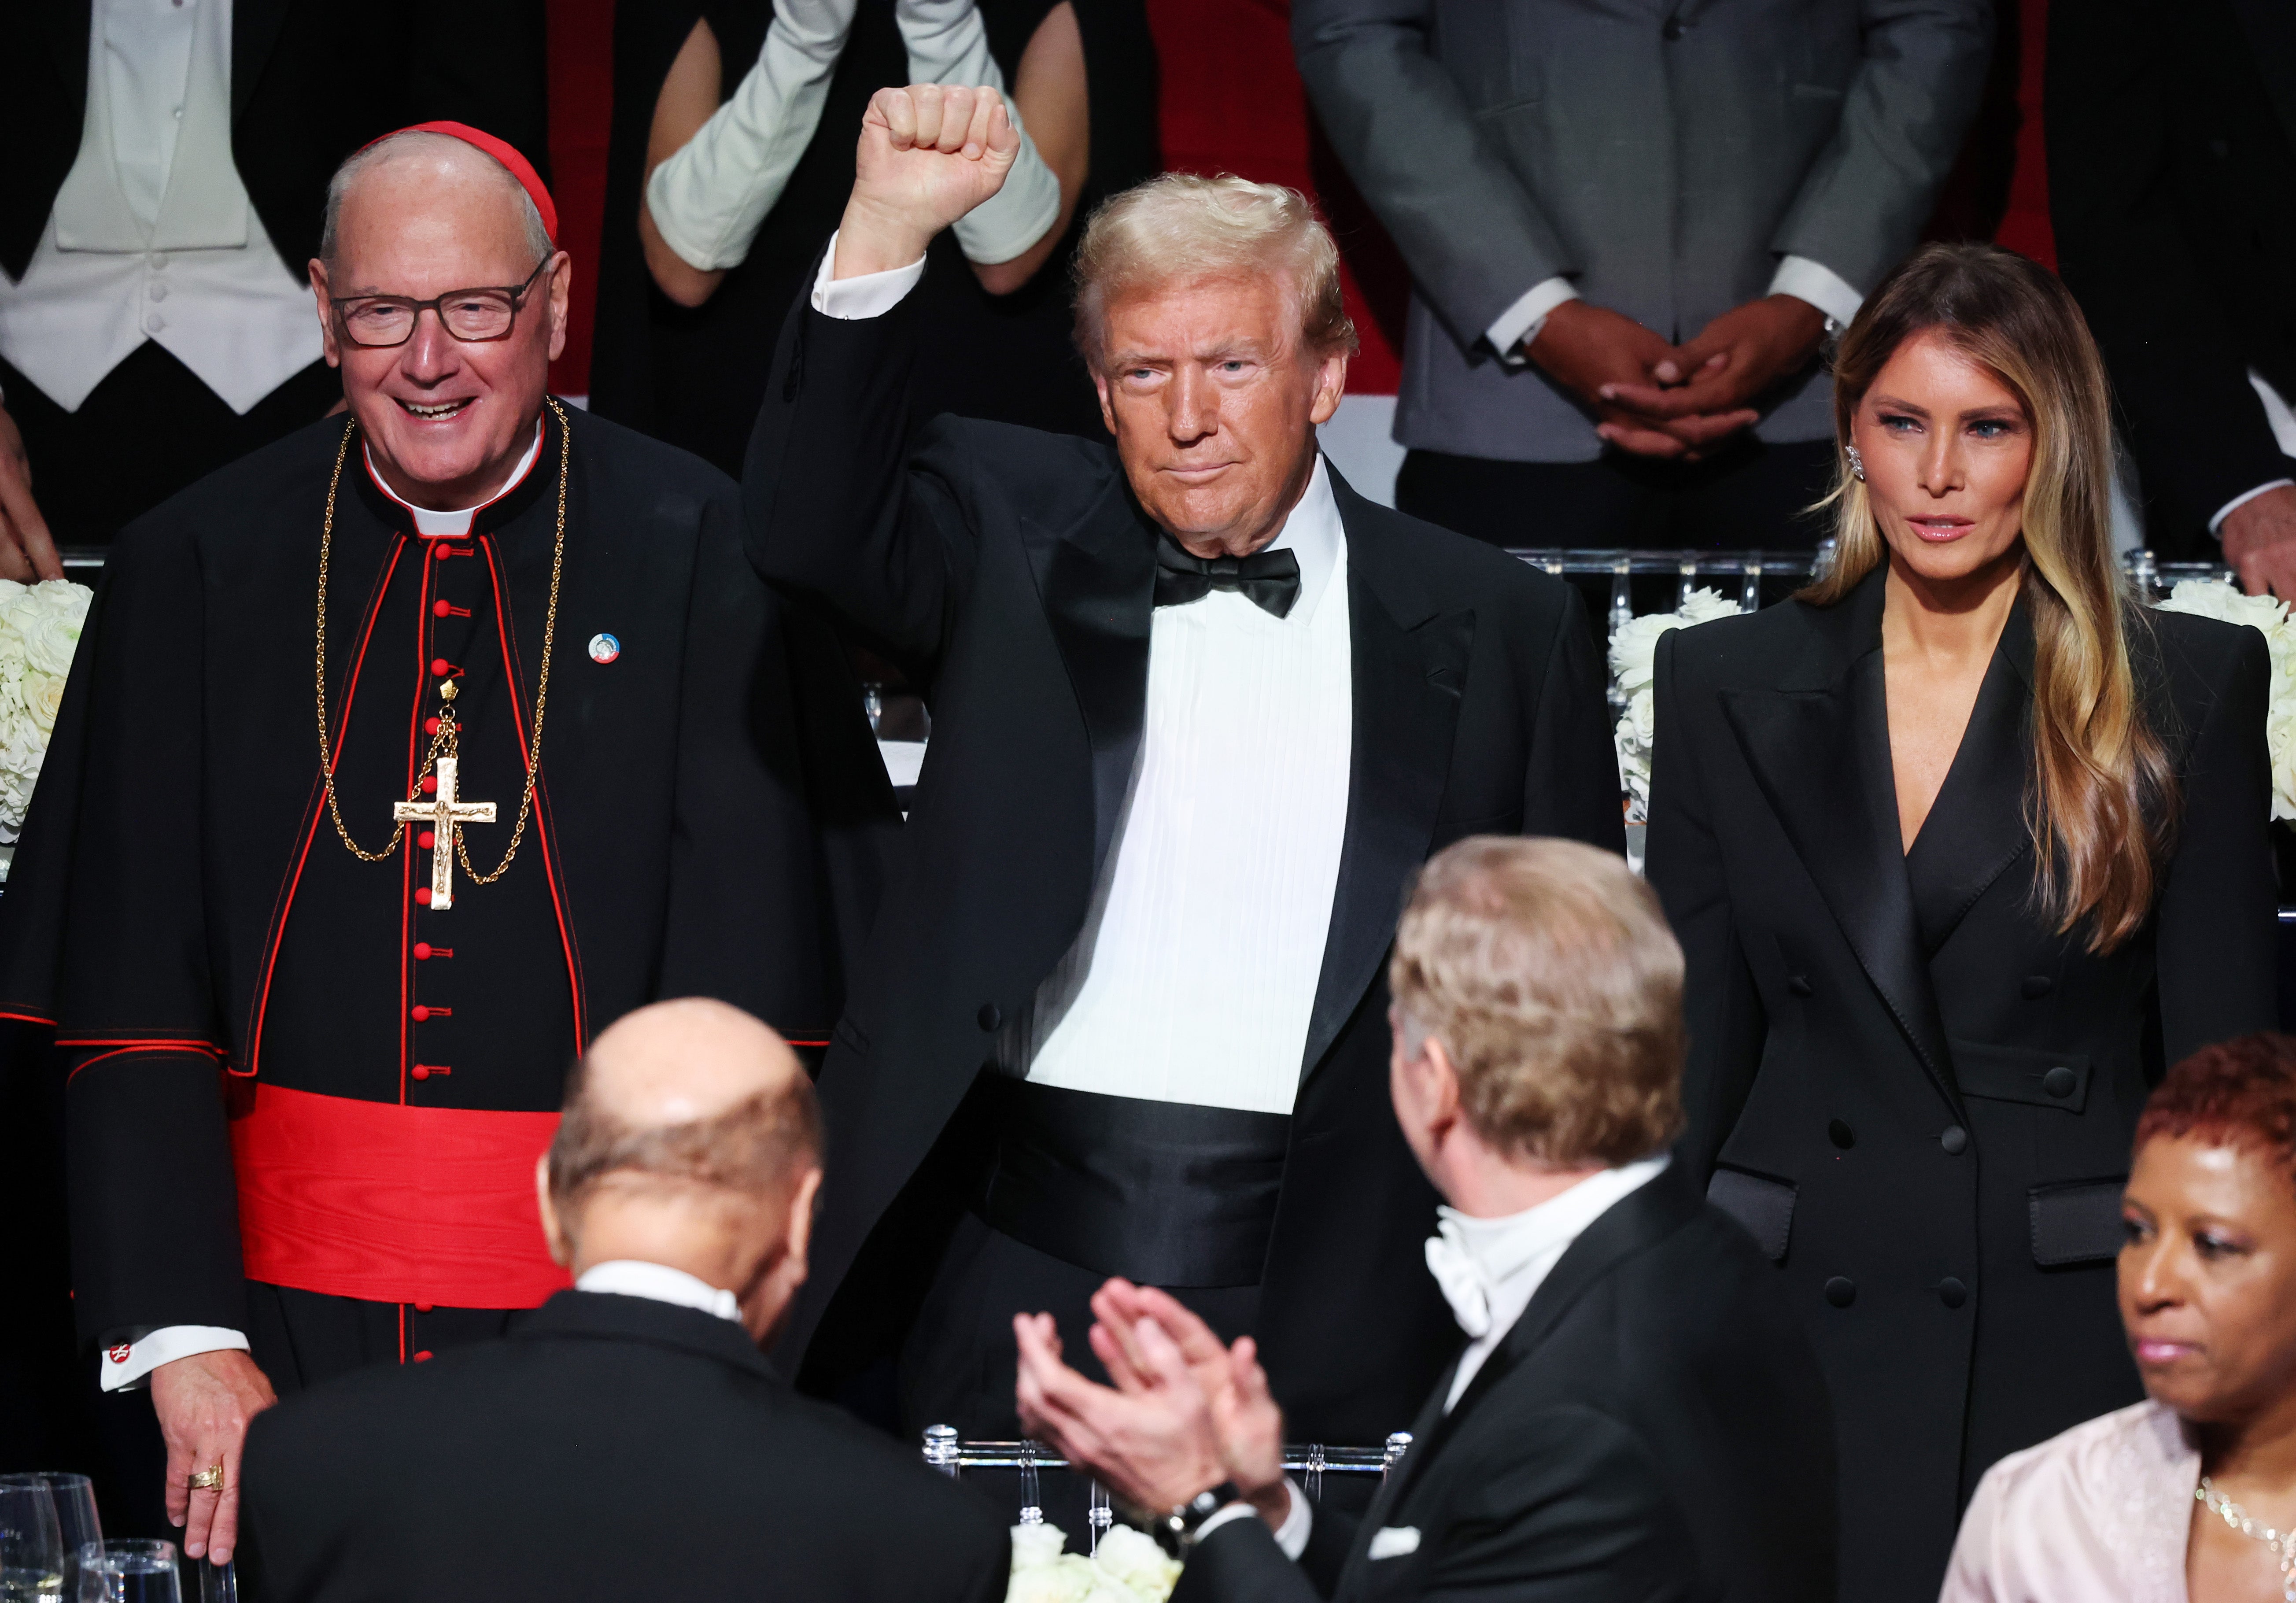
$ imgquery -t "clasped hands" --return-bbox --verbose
[1014,1279,1294,1537]
[1529,294,1827,462]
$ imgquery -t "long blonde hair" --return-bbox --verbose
[1801,243,2174,952]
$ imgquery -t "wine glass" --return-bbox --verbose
[74,1541,178,1603]
[0,1476,64,1600]
[24,1479,97,1595]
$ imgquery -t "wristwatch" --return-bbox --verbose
[1152,1482,1245,1555]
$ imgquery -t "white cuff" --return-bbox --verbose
[2212,479,2296,536]
[1487,277,1580,365]
[2250,369,2296,458]
[1769,255,1863,331]
[1191,1479,1312,1560]
[811,231,929,318]
[100,1326,250,1392]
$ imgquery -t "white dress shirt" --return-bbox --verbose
[1425,1155,1671,1412]
[2212,369,2296,534]
[575,1260,744,1321]
[818,239,1356,1114]
[1484,257,1866,359]
[0,0,320,415]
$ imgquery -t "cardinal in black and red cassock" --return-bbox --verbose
[0,125,892,1560]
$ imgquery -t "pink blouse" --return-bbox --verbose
[1941,1400,2198,1603]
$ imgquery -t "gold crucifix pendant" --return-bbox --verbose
[391,756,498,911]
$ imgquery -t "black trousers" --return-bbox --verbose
[1396,436,1839,551]
[1,344,341,547]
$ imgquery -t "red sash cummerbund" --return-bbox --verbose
[228,1083,574,1308]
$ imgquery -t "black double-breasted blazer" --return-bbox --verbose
[1170,1166,1837,1603]
[1645,565,2278,1603]
[742,278,1624,1444]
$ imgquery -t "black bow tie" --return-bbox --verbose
[1152,533,1302,619]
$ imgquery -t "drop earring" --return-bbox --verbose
[1845,444,1866,481]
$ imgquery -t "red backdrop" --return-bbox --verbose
[543,0,2050,399]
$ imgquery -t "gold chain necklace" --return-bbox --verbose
[314,399,569,890]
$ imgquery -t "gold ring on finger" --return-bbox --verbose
[188,1465,225,1492]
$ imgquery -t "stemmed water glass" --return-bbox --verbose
[28,1478,98,1596]
[0,1476,65,1600]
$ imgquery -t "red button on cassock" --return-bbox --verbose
[425,717,441,736]
[414,1301,434,1313]
[413,942,432,959]
[421,774,437,794]
[418,830,436,849]
[411,1005,431,1021]
[433,599,453,617]
[431,658,450,676]
[413,1350,433,1362]
[410,1064,430,1080]
[414,887,432,905]
[432,543,452,561]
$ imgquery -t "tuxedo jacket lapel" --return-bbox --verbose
[232,0,292,124]
[47,0,90,100]
[1903,607,2034,953]
[1021,478,1158,879]
[1301,469,1474,1077]
[1718,570,1960,1112]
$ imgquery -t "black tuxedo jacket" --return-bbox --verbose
[1645,568,2277,1602]
[743,281,1624,1443]
[1173,1166,1836,1603]
[239,1289,1010,1602]
[2048,0,2296,553]
[1,0,549,282]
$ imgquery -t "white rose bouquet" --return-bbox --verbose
[0,579,92,864]
[2153,577,2296,820]
[1609,587,1744,823]
[1006,1521,1182,1603]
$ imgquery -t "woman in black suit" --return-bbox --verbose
[1646,242,2280,1603]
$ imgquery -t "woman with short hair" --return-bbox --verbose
[1943,1032,2296,1602]
[1645,241,2279,1602]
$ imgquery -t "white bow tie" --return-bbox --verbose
[1424,1219,1494,1339]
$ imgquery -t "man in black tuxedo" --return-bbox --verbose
[2049,0,2296,588]
[236,999,1009,1603]
[1015,838,1835,1602]
[744,86,1622,1454]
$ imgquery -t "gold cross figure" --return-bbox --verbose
[391,756,497,911]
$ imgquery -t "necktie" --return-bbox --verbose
[1423,1221,1494,1339]
[1152,533,1303,619]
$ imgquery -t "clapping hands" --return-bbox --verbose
[1528,294,1828,461]
[1014,1280,1292,1530]
[835,85,1022,281]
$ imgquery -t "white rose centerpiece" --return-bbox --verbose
[1609,587,1743,824]
[2153,577,2296,820]
[0,578,93,867]
[1006,1521,1182,1603]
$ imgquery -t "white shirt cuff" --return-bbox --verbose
[1769,255,1863,330]
[2212,479,2296,535]
[100,1326,250,1392]
[1191,1479,1312,1560]
[1486,277,1580,365]
[810,230,928,319]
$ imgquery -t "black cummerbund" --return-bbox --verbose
[977,1080,1292,1289]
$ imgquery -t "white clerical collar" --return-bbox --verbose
[1429,1154,1671,1336]
[574,1260,742,1322]
[1259,454,1344,624]
[362,418,544,537]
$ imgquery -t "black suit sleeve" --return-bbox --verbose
[1646,632,1766,1182]
[743,268,981,681]
[1524,587,1628,855]
[2154,621,2279,1062]
[2047,0,2289,548]
[1173,1518,1325,1603]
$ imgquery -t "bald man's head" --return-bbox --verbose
[547,1000,818,1223]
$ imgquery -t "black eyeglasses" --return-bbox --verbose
[332,256,552,348]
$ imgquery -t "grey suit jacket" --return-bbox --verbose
[1294,0,1993,463]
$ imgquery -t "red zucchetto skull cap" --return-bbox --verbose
[359,121,558,245]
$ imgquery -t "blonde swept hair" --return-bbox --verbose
[1802,242,2175,953]
[1389,837,1685,1167]
[1070,173,1358,371]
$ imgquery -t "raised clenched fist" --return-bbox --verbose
[835,85,1021,280]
